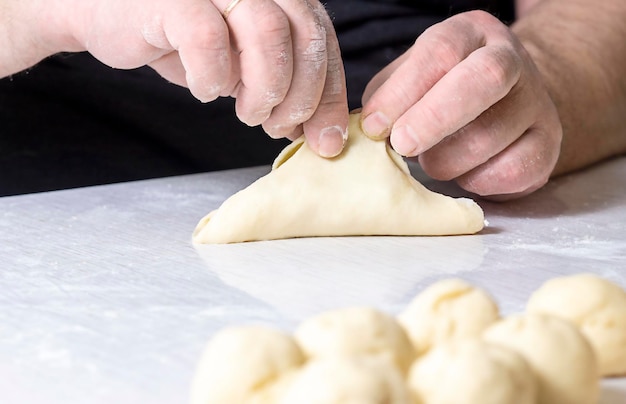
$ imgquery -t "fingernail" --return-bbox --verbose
[361,111,391,139]
[318,126,346,158]
[391,125,421,156]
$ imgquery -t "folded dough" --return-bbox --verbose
[193,113,484,244]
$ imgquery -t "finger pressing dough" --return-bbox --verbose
[526,273,626,377]
[408,339,537,404]
[398,278,499,356]
[192,113,484,244]
[279,356,413,404]
[190,326,305,404]
[294,307,415,374]
[483,313,599,404]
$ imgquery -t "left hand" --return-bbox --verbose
[360,10,562,199]
[1,0,348,158]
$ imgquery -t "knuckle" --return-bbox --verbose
[186,23,229,52]
[316,98,347,118]
[302,23,327,60]
[385,81,414,106]
[256,42,293,83]
[266,99,318,129]
[293,9,328,70]
[416,31,465,70]
[257,8,290,35]
[465,112,506,154]
[419,102,448,135]
[288,102,317,124]
[303,37,327,62]
[301,41,327,80]
[260,87,285,107]
[323,57,345,97]
[500,159,530,190]
[482,123,562,195]
[474,50,518,91]
[466,10,514,39]
[455,157,528,197]
[491,154,542,195]
[460,129,491,166]
[459,9,500,27]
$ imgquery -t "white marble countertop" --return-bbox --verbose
[1,157,625,403]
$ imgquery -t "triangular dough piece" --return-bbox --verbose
[193,113,484,244]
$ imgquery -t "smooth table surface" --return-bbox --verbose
[1,157,626,403]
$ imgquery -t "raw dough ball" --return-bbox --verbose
[408,339,537,404]
[398,278,499,355]
[527,273,626,376]
[280,356,413,404]
[484,314,599,404]
[190,326,305,404]
[247,370,301,404]
[294,307,415,374]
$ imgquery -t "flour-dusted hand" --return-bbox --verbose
[255,0,349,158]
[1,0,348,157]
[360,11,562,199]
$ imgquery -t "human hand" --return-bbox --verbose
[360,10,562,199]
[7,0,348,157]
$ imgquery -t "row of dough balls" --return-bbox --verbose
[190,273,626,404]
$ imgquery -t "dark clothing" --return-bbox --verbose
[331,0,514,107]
[1,55,281,195]
[0,0,514,196]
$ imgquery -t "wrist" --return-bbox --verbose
[512,1,626,175]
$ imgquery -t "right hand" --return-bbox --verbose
[360,11,562,199]
[3,0,348,157]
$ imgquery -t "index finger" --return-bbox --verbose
[360,11,518,155]
[391,42,521,156]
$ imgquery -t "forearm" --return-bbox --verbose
[513,0,626,175]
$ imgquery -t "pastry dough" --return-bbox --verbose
[193,113,484,244]
[294,307,415,374]
[526,273,626,377]
[483,314,599,404]
[280,356,412,404]
[408,340,537,404]
[189,326,305,404]
[398,278,500,356]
